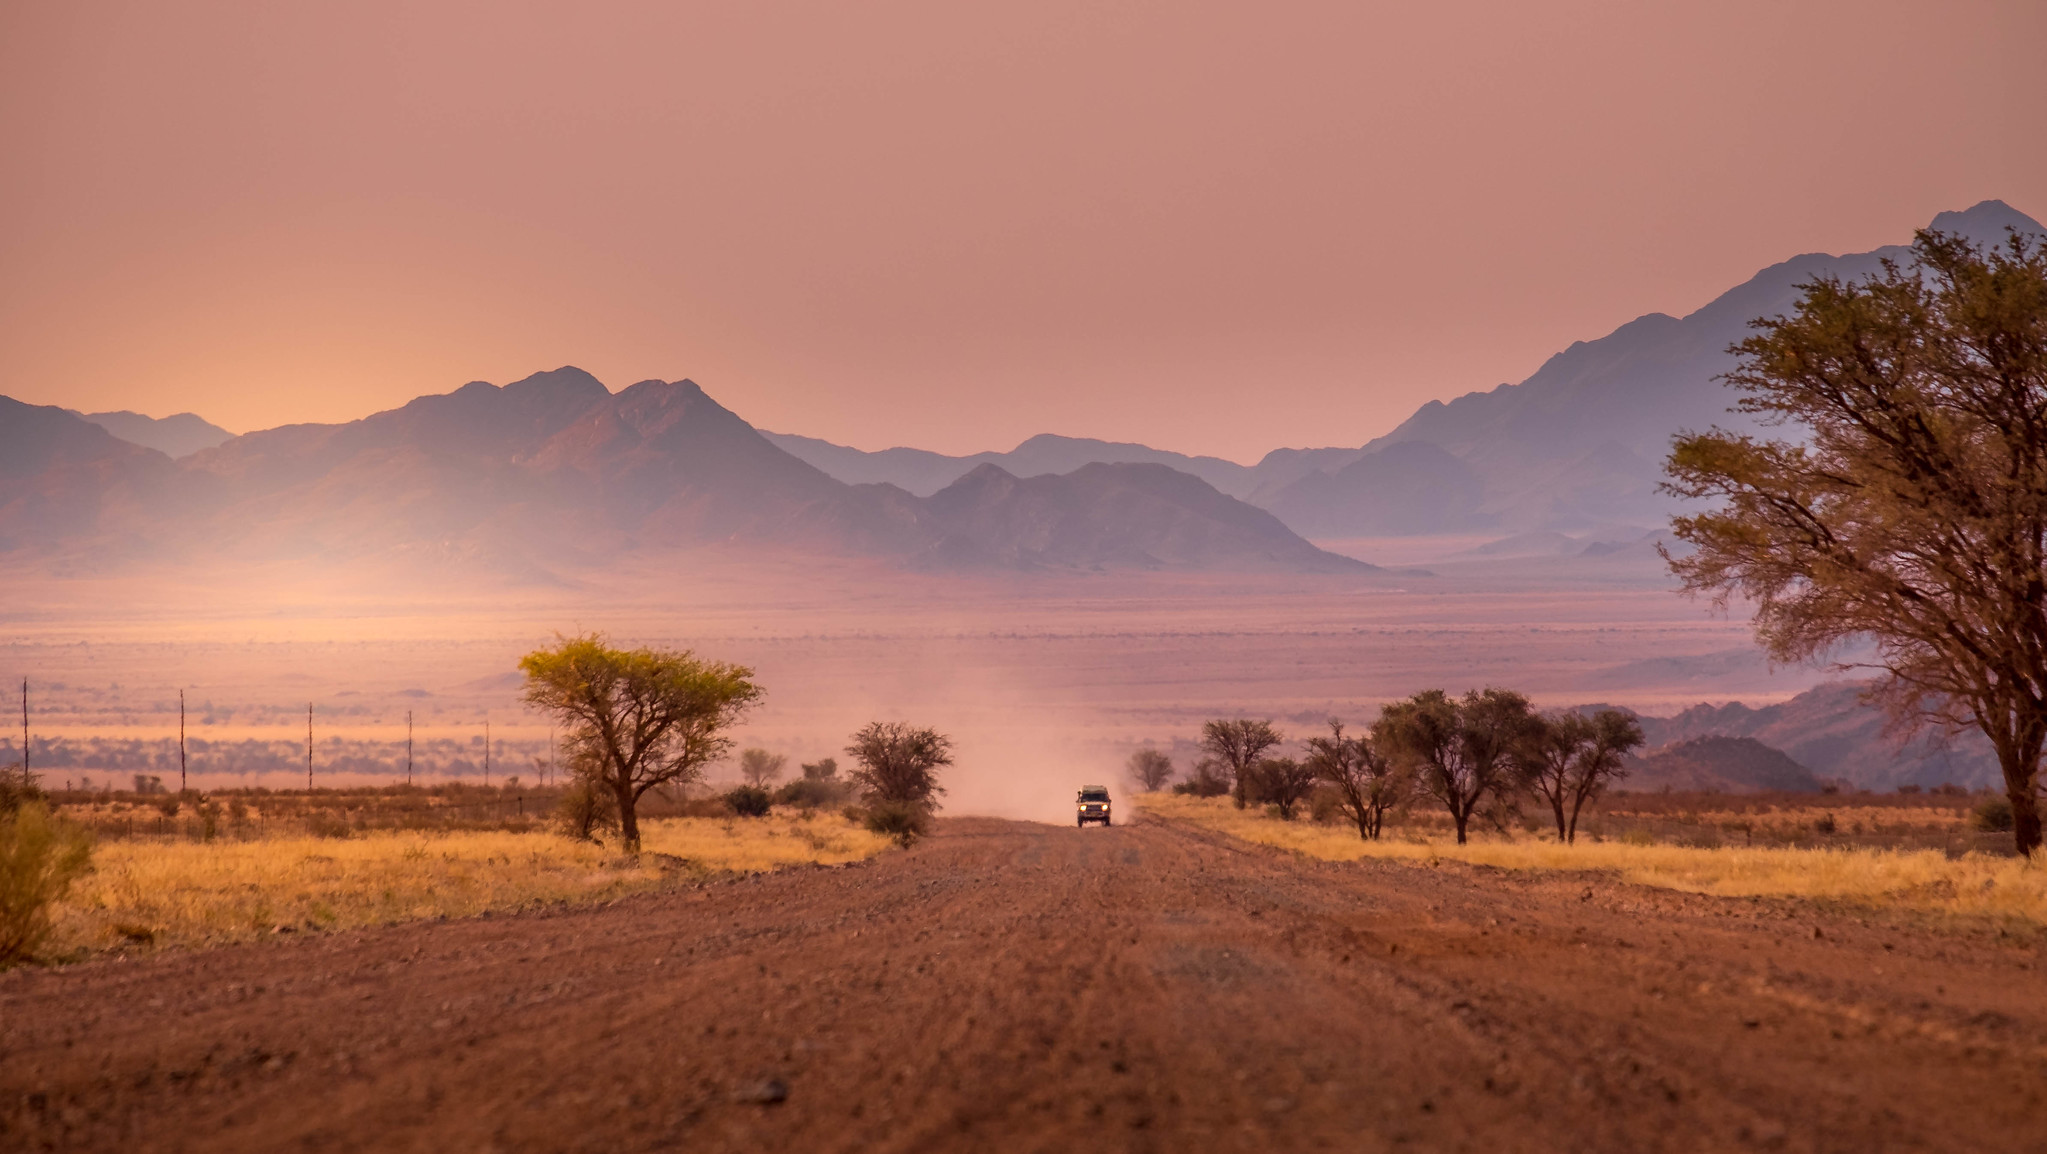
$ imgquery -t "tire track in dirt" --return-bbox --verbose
[3,815,2043,1152]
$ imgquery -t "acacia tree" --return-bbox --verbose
[846,722,954,848]
[846,723,952,806]
[1304,719,1407,840]
[1201,719,1283,808]
[1517,710,1644,843]
[1666,229,2047,856]
[739,748,787,788]
[1375,688,1535,845]
[1127,748,1174,792]
[520,634,762,853]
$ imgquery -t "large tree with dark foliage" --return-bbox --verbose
[1375,688,1536,845]
[1665,228,2047,856]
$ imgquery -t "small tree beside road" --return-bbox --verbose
[521,634,763,853]
[1304,719,1408,840]
[1201,719,1283,808]
[1376,688,1537,845]
[845,722,954,846]
[1127,748,1174,792]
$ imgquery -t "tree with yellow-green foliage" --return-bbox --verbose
[520,634,762,853]
[1665,228,2047,857]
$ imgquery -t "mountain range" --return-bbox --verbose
[70,409,234,459]
[766,200,2046,537]
[10,200,2039,569]
[0,370,1366,575]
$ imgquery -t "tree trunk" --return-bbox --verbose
[1550,796,1568,842]
[2013,787,2043,858]
[1991,732,2044,858]
[1354,806,1371,841]
[1452,804,1470,845]
[615,779,641,854]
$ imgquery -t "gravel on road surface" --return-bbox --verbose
[4,815,2043,1152]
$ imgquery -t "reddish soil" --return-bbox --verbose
[4,816,2043,1152]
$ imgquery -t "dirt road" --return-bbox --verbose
[4,816,2044,1152]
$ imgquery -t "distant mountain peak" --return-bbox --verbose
[72,408,234,459]
[1927,199,2044,238]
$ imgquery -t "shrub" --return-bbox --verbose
[0,801,95,965]
[556,777,620,842]
[1973,795,2016,833]
[0,778,46,816]
[862,800,931,848]
[774,776,853,809]
[725,785,772,818]
[1813,812,1838,836]
[1170,757,1231,798]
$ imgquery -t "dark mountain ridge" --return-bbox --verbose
[1625,735,1823,794]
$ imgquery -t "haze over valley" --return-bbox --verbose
[9,201,2040,803]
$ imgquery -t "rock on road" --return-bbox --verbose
[4,816,2044,1152]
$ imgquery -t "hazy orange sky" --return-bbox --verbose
[3,1,2043,461]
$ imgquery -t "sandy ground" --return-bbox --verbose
[4,814,2042,1153]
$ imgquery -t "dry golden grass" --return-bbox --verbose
[47,813,891,958]
[1137,794,2047,924]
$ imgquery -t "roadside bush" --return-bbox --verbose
[556,776,620,842]
[0,778,46,816]
[1170,757,1231,798]
[1973,795,2016,833]
[774,776,853,809]
[0,801,95,965]
[725,785,772,818]
[1308,783,1346,824]
[862,800,932,848]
